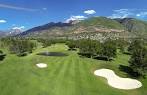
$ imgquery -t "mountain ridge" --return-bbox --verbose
[13,17,147,38]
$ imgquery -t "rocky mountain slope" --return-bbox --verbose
[0,28,23,38]
[17,17,147,39]
[115,18,147,36]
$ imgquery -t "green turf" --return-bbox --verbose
[0,44,146,95]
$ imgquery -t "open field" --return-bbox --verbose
[0,44,147,95]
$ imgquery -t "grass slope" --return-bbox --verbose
[79,17,124,29]
[0,44,147,95]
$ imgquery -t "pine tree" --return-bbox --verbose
[129,40,147,77]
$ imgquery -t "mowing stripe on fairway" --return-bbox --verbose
[51,56,72,95]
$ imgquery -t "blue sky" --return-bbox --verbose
[0,0,147,31]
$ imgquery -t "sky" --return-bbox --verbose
[0,0,147,31]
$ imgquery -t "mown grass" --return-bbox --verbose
[0,43,146,95]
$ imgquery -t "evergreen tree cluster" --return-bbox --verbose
[129,39,147,77]
[0,38,36,56]
[67,39,117,61]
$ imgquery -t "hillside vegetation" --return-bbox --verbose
[79,17,124,29]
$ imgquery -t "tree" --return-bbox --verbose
[8,39,36,56]
[66,40,77,50]
[42,40,52,48]
[100,39,117,61]
[79,39,101,58]
[128,39,141,54]
[0,37,37,57]
[129,39,147,77]
[116,39,128,53]
[77,39,117,61]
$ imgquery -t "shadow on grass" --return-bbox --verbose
[94,56,113,61]
[37,52,68,57]
[119,65,140,78]
[123,52,131,55]
[78,53,113,61]
[78,53,92,58]
[0,54,6,61]
[68,48,77,51]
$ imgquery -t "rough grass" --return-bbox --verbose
[0,44,146,95]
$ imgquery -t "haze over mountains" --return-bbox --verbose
[0,28,23,37]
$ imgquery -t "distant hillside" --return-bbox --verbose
[0,29,23,38]
[17,17,147,39]
[16,22,74,39]
[79,17,124,29]
[0,31,8,38]
[115,18,147,36]
[26,22,71,33]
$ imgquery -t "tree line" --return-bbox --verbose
[66,39,118,61]
[37,38,67,48]
[0,37,147,77]
[66,38,147,77]
[0,38,37,56]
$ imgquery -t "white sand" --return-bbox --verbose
[94,69,142,90]
[36,63,47,68]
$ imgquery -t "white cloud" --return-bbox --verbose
[136,14,141,17]
[12,26,25,30]
[12,24,16,26]
[0,19,7,23]
[114,9,129,13]
[65,15,87,23]
[108,9,133,19]
[0,3,37,11]
[109,8,147,19]
[84,10,96,15]
[108,14,129,19]
[136,12,147,17]
[42,8,47,10]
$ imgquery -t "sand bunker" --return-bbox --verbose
[94,69,142,90]
[36,63,47,68]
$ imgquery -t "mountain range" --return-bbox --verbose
[1,17,147,39]
[0,28,23,38]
